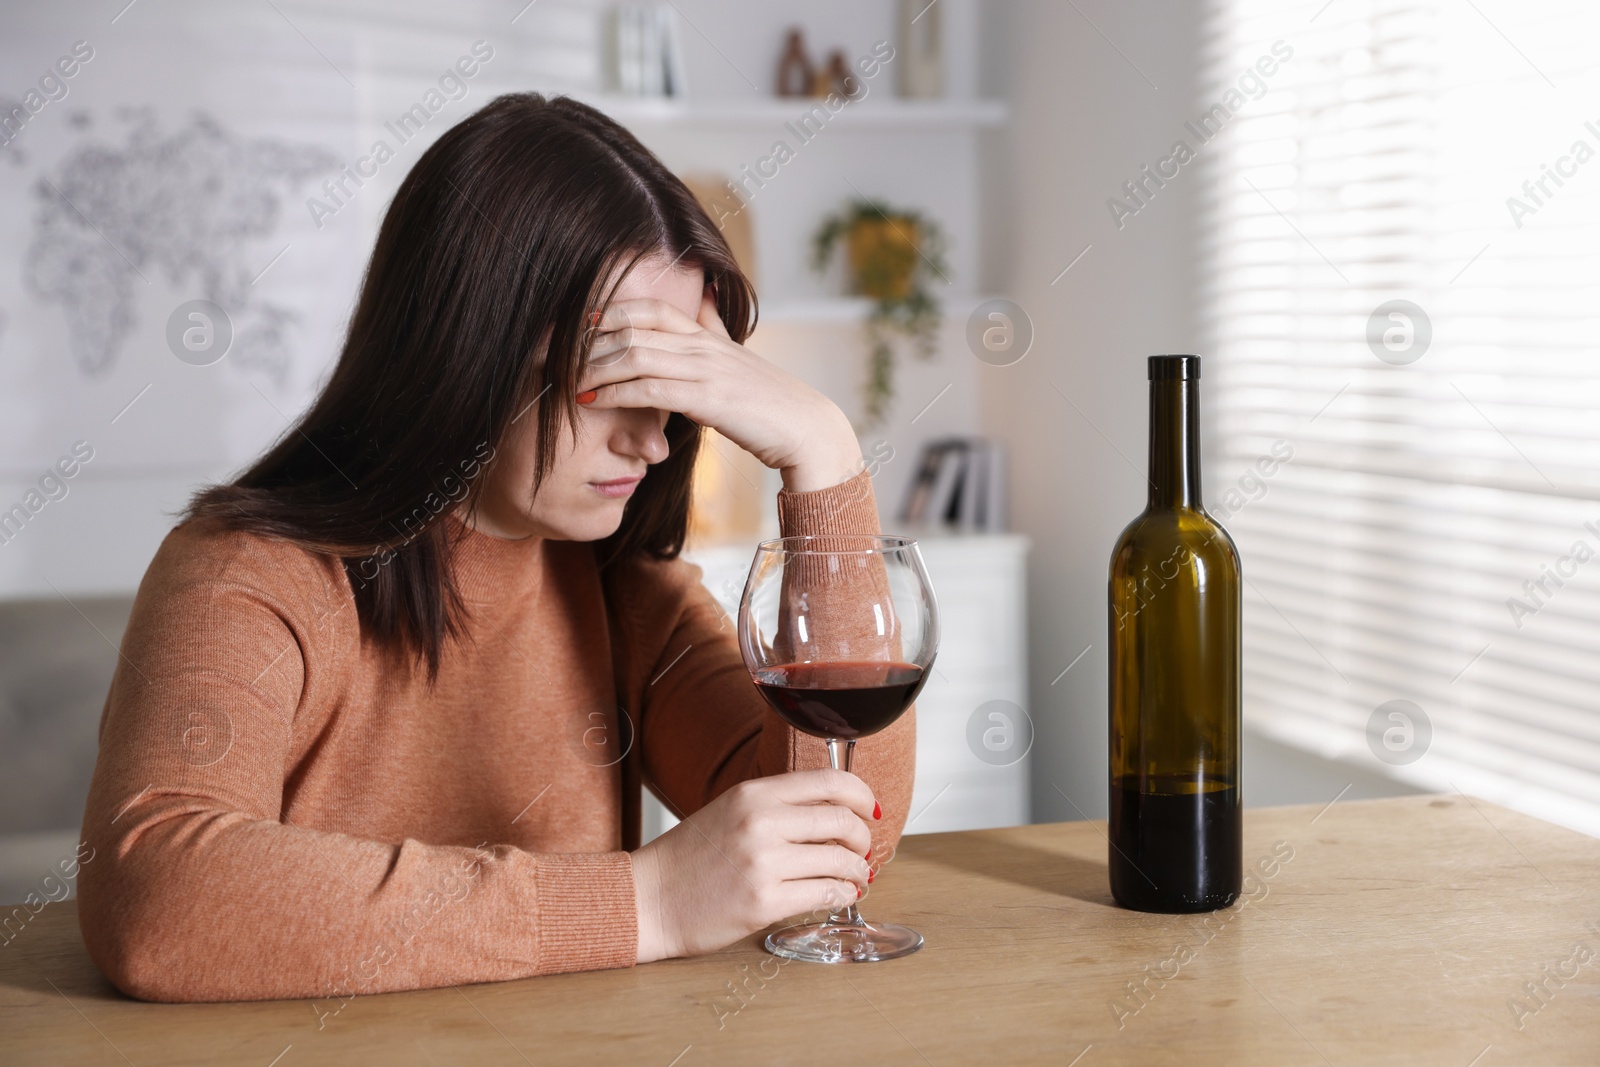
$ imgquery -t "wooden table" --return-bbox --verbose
[4,794,1598,1065]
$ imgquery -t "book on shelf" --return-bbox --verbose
[603,4,688,98]
[898,436,1008,532]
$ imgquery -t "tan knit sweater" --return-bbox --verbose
[76,469,915,1003]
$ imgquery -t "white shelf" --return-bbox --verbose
[753,296,879,325]
[574,94,1009,130]
[753,293,1008,327]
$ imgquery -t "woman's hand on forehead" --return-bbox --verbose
[574,290,862,490]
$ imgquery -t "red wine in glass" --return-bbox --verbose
[739,534,938,964]
[752,661,928,739]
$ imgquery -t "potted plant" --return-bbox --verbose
[810,199,948,426]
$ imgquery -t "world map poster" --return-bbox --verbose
[0,1,573,596]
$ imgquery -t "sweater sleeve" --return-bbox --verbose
[615,468,918,856]
[76,523,636,1004]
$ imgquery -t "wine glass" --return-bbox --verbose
[738,533,939,963]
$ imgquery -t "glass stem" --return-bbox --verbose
[826,738,865,926]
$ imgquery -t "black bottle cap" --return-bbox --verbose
[1148,354,1201,381]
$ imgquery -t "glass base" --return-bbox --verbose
[764,920,924,963]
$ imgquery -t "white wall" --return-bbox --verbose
[976,1,1424,820]
[0,0,989,597]
[0,0,601,599]
[973,0,1202,821]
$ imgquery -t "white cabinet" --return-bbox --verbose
[897,530,1031,833]
[641,529,1030,840]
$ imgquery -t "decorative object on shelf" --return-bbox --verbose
[815,49,865,100]
[775,29,870,101]
[897,0,944,99]
[899,436,1008,531]
[603,4,688,98]
[775,27,815,97]
[810,198,948,426]
[687,427,768,546]
[679,172,758,289]
[678,175,763,548]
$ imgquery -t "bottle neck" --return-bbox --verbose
[1148,378,1202,510]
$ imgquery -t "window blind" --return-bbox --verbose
[1198,0,1600,835]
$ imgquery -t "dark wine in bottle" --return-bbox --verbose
[1107,354,1242,913]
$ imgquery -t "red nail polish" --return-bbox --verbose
[873,801,882,821]
[868,869,875,884]
[865,848,872,862]
[576,390,597,405]
[856,884,862,899]
[590,310,602,326]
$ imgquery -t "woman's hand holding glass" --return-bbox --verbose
[629,768,877,963]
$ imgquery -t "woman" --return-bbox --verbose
[76,92,915,1003]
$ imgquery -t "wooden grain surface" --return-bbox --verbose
[3,793,1598,1066]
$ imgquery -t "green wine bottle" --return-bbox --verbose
[1107,354,1242,913]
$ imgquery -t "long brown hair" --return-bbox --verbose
[186,92,757,681]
